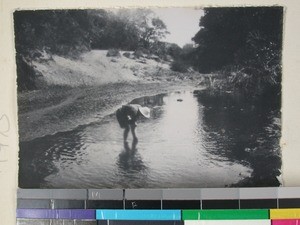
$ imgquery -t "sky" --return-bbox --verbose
[153,8,205,47]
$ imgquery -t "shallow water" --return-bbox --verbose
[19,91,281,188]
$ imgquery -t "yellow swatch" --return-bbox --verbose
[270,209,300,219]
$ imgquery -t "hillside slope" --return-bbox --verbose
[32,50,170,87]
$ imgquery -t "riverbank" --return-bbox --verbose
[18,76,204,142]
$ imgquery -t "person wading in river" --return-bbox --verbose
[116,104,150,145]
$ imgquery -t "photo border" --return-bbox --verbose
[1,0,300,224]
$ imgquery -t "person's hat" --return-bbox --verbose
[138,106,150,118]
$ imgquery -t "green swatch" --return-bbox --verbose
[182,209,269,220]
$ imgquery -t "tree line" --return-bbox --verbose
[14,9,170,57]
[14,7,283,96]
[186,7,283,96]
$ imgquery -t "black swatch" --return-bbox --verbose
[162,200,201,209]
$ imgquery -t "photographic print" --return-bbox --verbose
[15,7,283,188]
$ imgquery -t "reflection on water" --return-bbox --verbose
[19,90,281,188]
[117,141,148,188]
[19,129,86,188]
[195,90,281,186]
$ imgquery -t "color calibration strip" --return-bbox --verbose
[17,187,300,224]
[16,209,300,220]
[16,209,300,224]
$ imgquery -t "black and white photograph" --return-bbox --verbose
[15,7,283,188]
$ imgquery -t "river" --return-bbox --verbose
[19,90,281,188]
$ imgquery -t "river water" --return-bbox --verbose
[19,90,281,188]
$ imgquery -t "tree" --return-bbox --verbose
[192,7,283,73]
[116,9,169,49]
[14,10,93,56]
[167,43,182,59]
[89,10,140,50]
[189,7,283,96]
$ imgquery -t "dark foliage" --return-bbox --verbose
[90,11,140,51]
[166,43,182,60]
[16,54,40,91]
[169,44,197,72]
[14,9,169,56]
[171,60,189,73]
[14,10,92,57]
[192,7,283,73]
[106,49,121,57]
[191,7,283,96]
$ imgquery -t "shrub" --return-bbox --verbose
[16,54,41,91]
[170,60,189,73]
[106,49,121,57]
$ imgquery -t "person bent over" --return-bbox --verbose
[116,104,150,143]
